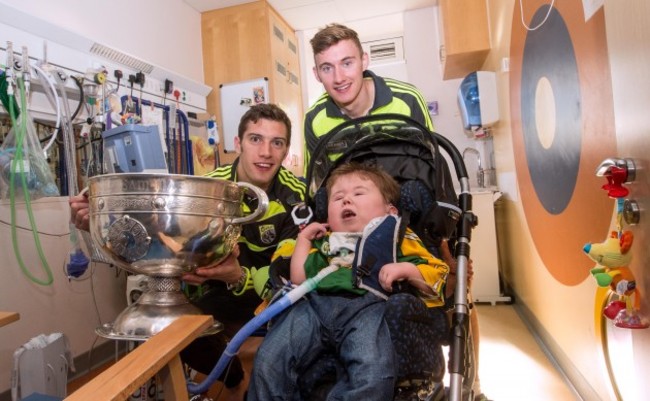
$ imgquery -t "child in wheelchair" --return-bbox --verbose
[247,162,452,401]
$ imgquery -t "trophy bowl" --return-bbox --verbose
[88,173,268,341]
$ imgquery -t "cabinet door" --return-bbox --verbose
[268,11,304,175]
[438,0,491,80]
[201,3,304,171]
[201,2,274,164]
[269,11,301,101]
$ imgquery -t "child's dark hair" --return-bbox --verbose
[238,103,292,144]
[326,162,400,206]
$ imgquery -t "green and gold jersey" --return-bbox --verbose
[203,159,306,295]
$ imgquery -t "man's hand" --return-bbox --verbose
[439,240,474,279]
[440,239,474,298]
[181,245,241,285]
[69,193,90,231]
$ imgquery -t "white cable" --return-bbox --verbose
[54,71,80,194]
[519,0,556,31]
[45,363,56,394]
[11,347,24,401]
[30,63,61,154]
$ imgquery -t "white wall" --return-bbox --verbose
[0,0,210,113]
[0,0,204,83]
[0,1,206,397]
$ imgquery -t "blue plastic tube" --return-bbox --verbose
[187,264,339,395]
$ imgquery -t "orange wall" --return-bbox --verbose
[488,1,650,399]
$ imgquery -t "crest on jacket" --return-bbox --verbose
[259,224,276,245]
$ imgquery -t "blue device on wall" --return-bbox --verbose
[458,72,482,130]
[457,71,499,134]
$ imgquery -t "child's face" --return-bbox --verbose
[327,173,394,232]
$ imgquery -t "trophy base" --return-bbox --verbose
[96,289,223,342]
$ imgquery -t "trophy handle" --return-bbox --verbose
[230,182,269,225]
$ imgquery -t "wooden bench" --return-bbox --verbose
[0,311,20,327]
[65,315,213,401]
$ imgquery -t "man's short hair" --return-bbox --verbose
[238,103,292,144]
[310,23,363,57]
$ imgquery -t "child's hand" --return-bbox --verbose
[378,262,418,292]
[299,222,329,241]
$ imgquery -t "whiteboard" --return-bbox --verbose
[220,77,269,152]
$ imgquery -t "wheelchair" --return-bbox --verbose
[188,114,478,401]
[276,114,478,401]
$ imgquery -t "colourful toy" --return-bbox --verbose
[603,300,626,320]
[584,231,633,286]
[613,307,649,329]
[589,158,647,329]
[584,231,648,328]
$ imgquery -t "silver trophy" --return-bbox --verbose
[88,173,268,341]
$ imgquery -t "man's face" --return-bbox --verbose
[327,173,394,233]
[313,39,369,109]
[234,118,288,191]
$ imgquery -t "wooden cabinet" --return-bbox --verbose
[438,0,491,80]
[201,0,303,174]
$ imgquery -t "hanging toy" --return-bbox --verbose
[584,231,633,287]
[611,273,649,329]
[588,158,647,329]
[584,231,649,329]
[600,267,648,329]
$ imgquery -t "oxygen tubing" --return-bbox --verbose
[187,264,340,395]
[53,70,90,278]
[8,77,54,285]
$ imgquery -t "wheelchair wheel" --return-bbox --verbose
[442,306,477,401]
[461,322,476,401]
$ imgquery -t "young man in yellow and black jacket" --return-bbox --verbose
[180,103,305,396]
[303,23,434,174]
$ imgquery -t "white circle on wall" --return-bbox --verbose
[535,76,556,150]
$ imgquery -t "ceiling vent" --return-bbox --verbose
[362,37,404,64]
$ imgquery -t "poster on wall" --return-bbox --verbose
[219,78,269,153]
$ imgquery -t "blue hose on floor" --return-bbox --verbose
[187,264,339,395]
